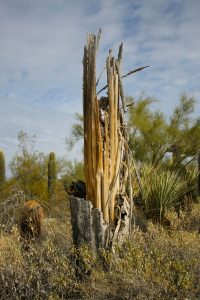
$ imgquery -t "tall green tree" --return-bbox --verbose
[0,150,5,186]
[128,96,168,167]
[128,93,200,169]
[48,152,57,195]
[9,131,48,199]
[167,93,200,168]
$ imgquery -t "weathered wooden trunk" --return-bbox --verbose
[70,31,147,251]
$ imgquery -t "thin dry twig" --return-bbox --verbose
[118,43,123,64]
[96,28,102,55]
[97,65,149,95]
[121,65,149,78]
[96,66,106,87]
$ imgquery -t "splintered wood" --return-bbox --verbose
[83,32,129,223]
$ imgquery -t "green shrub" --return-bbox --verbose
[133,164,188,220]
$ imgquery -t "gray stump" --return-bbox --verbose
[69,196,108,252]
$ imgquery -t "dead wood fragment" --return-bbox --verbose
[71,30,148,253]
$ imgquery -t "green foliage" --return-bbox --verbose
[48,152,57,195]
[128,93,200,168]
[65,113,84,150]
[60,160,85,189]
[183,164,199,200]
[0,150,5,186]
[128,96,169,167]
[9,131,48,200]
[149,171,187,220]
[168,93,200,170]
[170,92,196,129]
[133,164,188,220]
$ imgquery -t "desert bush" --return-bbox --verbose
[109,225,200,299]
[177,202,200,232]
[0,225,86,299]
[0,204,199,299]
[0,185,25,233]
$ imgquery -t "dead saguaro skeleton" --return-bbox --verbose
[70,31,148,251]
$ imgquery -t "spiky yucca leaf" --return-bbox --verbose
[149,171,187,219]
[183,165,199,199]
[132,163,188,220]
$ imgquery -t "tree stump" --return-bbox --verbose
[70,196,108,251]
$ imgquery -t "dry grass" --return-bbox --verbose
[0,204,199,299]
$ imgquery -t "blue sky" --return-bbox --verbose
[0,0,200,174]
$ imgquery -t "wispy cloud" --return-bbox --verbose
[0,0,199,173]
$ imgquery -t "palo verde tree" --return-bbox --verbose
[168,93,200,169]
[48,152,57,195]
[128,93,200,169]
[0,150,5,186]
[9,131,48,200]
[128,96,167,167]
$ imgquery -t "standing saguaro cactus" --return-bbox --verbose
[0,150,5,186]
[48,152,57,195]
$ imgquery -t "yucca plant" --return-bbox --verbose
[149,171,187,220]
[183,164,199,200]
[132,164,188,221]
[132,163,156,208]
